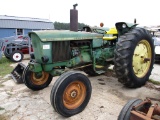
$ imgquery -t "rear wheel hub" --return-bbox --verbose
[133,40,151,78]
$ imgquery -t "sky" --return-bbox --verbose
[0,0,160,27]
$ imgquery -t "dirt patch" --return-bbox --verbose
[145,82,160,91]
[105,70,116,77]
[0,114,9,120]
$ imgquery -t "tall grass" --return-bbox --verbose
[0,57,13,77]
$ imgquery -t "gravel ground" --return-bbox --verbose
[0,55,160,120]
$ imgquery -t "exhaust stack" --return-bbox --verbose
[70,4,78,31]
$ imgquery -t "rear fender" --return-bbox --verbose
[115,22,138,36]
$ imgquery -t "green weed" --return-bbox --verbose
[148,79,160,85]
[0,57,13,77]
[0,107,5,110]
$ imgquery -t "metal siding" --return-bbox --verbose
[0,19,54,29]
[24,29,32,35]
[0,28,16,38]
[0,15,51,22]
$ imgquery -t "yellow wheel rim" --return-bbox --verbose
[31,72,49,85]
[132,40,152,78]
[63,81,86,110]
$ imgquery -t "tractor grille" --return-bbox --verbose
[52,41,71,62]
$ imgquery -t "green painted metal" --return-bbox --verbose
[29,30,103,42]
[92,38,103,48]
[30,34,52,63]
[29,62,42,72]
[89,26,109,34]
[102,47,115,59]
[27,23,129,76]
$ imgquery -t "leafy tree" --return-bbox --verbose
[54,21,87,30]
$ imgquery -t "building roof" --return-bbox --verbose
[0,15,54,29]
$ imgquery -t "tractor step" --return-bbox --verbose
[10,63,26,83]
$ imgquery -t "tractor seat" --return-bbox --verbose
[103,27,118,41]
[103,36,117,40]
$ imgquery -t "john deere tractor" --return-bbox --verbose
[22,22,154,117]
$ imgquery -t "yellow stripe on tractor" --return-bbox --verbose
[103,36,117,40]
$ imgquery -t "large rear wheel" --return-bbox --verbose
[23,66,53,90]
[50,71,92,117]
[114,28,154,88]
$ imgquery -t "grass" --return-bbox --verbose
[0,84,4,87]
[148,79,160,85]
[0,107,5,110]
[0,57,13,77]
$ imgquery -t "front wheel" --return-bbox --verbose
[114,28,155,88]
[10,50,24,62]
[23,66,53,91]
[50,71,92,117]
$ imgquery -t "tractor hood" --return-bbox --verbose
[29,30,103,41]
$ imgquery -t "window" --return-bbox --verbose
[17,29,23,35]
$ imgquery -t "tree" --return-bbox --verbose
[54,21,87,30]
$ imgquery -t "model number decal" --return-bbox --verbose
[43,45,50,49]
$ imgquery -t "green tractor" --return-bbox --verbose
[23,22,154,117]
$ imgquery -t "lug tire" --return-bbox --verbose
[4,49,10,59]
[23,66,53,91]
[114,28,155,88]
[118,99,143,120]
[4,56,10,59]
[4,44,13,59]
[10,50,24,62]
[50,71,92,117]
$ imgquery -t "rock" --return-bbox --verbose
[13,86,27,93]
[10,63,18,68]
[17,106,27,114]
[1,101,19,111]
[0,92,9,101]
[150,64,160,82]
[10,114,23,120]
[17,92,31,98]
[0,109,5,115]
[2,80,16,87]
[3,74,12,79]
[26,99,49,110]
[22,115,39,120]
[23,110,33,116]
[0,88,4,91]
